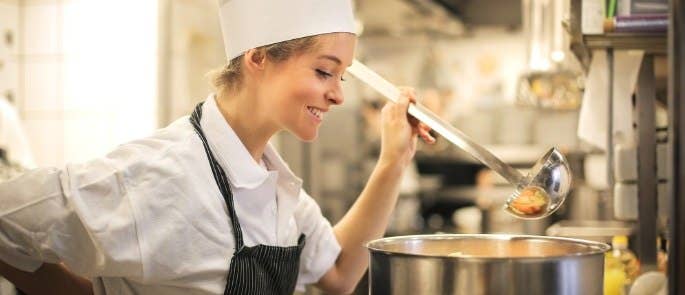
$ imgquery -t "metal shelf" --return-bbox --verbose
[583,33,667,53]
[546,220,635,243]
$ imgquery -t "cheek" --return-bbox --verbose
[280,78,326,107]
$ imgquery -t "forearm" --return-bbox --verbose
[317,88,427,294]
[330,160,405,292]
[0,260,93,295]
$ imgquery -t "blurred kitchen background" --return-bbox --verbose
[0,0,677,294]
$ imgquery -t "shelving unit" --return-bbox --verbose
[566,1,667,69]
[567,0,677,288]
[570,33,664,273]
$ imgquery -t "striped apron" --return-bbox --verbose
[190,103,306,295]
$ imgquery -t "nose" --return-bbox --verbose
[325,82,344,105]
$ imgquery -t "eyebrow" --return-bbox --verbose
[318,55,342,65]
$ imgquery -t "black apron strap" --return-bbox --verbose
[189,103,245,249]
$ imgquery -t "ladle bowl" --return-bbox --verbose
[505,147,572,219]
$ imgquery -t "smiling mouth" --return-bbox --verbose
[307,106,323,120]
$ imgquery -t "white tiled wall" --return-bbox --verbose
[23,58,61,111]
[15,0,160,167]
[23,116,64,166]
[19,0,64,167]
[163,0,224,124]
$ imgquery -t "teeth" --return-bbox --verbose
[307,107,322,119]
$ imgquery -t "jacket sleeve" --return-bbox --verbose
[293,189,341,290]
[0,159,143,280]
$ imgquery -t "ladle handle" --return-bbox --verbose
[348,60,525,185]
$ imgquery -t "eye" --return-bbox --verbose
[316,69,332,79]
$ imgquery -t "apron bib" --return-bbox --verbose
[190,103,305,295]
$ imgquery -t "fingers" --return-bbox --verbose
[418,123,436,144]
[408,115,420,129]
[397,87,417,104]
[399,87,417,122]
[408,116,436,144]
[396,87,436,144]
[382,87,416,119]
[395,88,414,119]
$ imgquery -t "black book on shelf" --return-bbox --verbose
[632,0,668,14]
[618,0,669,16]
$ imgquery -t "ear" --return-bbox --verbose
[243,48,267,74]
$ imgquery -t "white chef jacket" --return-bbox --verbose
[0,95,341,294]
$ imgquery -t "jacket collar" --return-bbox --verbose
[200,94,301,190]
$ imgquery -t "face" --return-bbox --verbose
[260,33,357,142]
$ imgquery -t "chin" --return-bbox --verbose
[293,129,319,142]
[299,133,318,142]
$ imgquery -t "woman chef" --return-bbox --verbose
[0,0,435,294]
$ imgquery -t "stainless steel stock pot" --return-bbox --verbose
[367,234,610,295]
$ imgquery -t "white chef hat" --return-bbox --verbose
[218,0,356,61]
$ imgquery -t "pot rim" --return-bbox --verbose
[366,234,611,260]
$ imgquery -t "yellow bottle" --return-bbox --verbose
[604,236,641,295]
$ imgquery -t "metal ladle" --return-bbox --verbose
[347,60,572,219]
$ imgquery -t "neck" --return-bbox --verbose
[215,88,278,162]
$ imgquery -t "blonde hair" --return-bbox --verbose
[210,36,319,92]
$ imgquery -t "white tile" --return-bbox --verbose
[614,183,637,220]
[107,108,156,144]
[0,2,20,56]
[614,145,637,182]
[23,0,57,5]
[23,59,61,111]
[63,115,111,163]
[23,3,59,55]
[169,0,221,55]
[23,109,62,120]
[62,1,158,55]
[614,143,669,182]
[60,1,88,55]
[22,117,64,167]
[64,111,141,161]
[169,1,191,56]
[614,182,670,221]
[13,62,24,112]
[61,55,102,111]
[0,58,19,101]
[169,56,192,118]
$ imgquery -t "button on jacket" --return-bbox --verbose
[0,95,341,294]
